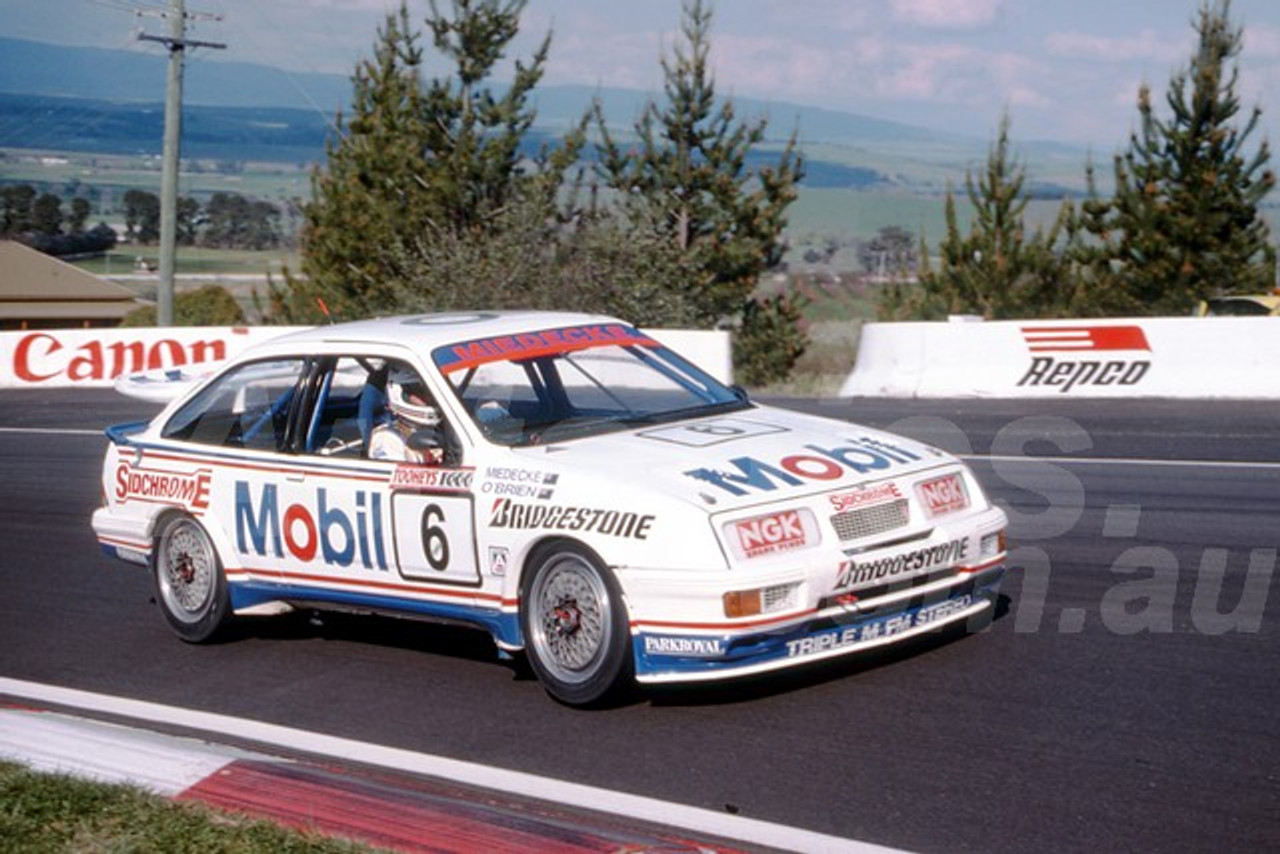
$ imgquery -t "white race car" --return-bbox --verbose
[93,312,1007,705]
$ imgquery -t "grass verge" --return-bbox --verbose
[0,761,381,854]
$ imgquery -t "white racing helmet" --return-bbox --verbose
[386,366,441,428]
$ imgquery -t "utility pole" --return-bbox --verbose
[138,0,224,326]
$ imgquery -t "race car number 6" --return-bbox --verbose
[421,503,450,570]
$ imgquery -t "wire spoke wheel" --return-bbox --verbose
[522,543,631,706]
[153,516,231,642]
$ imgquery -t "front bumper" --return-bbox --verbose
[631,562,1004,684]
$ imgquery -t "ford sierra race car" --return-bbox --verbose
[92,311,1008,705]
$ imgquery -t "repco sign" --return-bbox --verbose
[1017,325,1152,393]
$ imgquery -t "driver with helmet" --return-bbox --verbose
[368,366,445,464]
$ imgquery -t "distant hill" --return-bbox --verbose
[0,36,1090,194]
[0,37,351,112]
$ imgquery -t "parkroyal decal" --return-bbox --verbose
[488,498,654,540]
[9,331,232,385]
[643,635,726,657]
[235,481,388,570]
[1018,325,1152,393]
[433,324,658,373]
[115,464,211,510]
[685,436,922,497]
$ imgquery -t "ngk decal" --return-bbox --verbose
[726,508,818,560]
[916,472,969,518]
[1017,325,1152,393]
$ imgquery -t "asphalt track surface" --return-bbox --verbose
[2,390,1278,852]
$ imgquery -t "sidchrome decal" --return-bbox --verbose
[685,436,922,497]
[433,324,658,373]
[1018,324,1152,392]
[828,481,902,512]
[114,463,211,510]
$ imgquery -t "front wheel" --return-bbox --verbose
[152,515,232,643]
[520,542,632,706]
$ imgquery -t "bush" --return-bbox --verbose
[121,284,246,327]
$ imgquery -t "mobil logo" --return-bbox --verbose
[235,481,388,570]
[686,436,923,497]
[735,510,807,558]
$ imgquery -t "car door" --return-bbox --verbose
[295,356,482,597]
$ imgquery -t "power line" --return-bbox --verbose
[135,0,225,326]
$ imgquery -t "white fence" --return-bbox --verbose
[0,325,733,389]
[841,317,1280,398]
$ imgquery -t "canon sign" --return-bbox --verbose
[0,327,298,389]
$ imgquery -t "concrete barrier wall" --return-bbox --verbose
[0,325,733,389]
[841,317,1280,398]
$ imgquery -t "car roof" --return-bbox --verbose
[261,310,631,351]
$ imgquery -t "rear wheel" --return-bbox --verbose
[152,515,231,643]
[520,542,632,706]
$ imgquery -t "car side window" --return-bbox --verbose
[162,358,306,451]
[304,357,385,458]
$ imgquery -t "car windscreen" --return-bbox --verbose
[432,323,745,446]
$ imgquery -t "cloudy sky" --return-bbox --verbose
[7,0,1280,149]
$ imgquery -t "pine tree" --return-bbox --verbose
[288,0,582,323]
[591,0,806,384]
[1091,0,1275,313]
[882,115,1071,320]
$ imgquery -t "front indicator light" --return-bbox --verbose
[723,583,799,618]
[724,589,762,618]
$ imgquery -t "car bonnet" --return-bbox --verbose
[504,406,956,512]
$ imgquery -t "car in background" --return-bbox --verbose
[92,311,1008,706]
[1196,293,1280,316]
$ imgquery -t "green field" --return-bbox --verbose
[74,246,299,278]
[1,147,312,207]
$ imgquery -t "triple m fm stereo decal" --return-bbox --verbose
[1017,325,1152,392]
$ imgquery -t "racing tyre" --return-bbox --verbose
[152,515,232,643]
[520,542,632,706]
